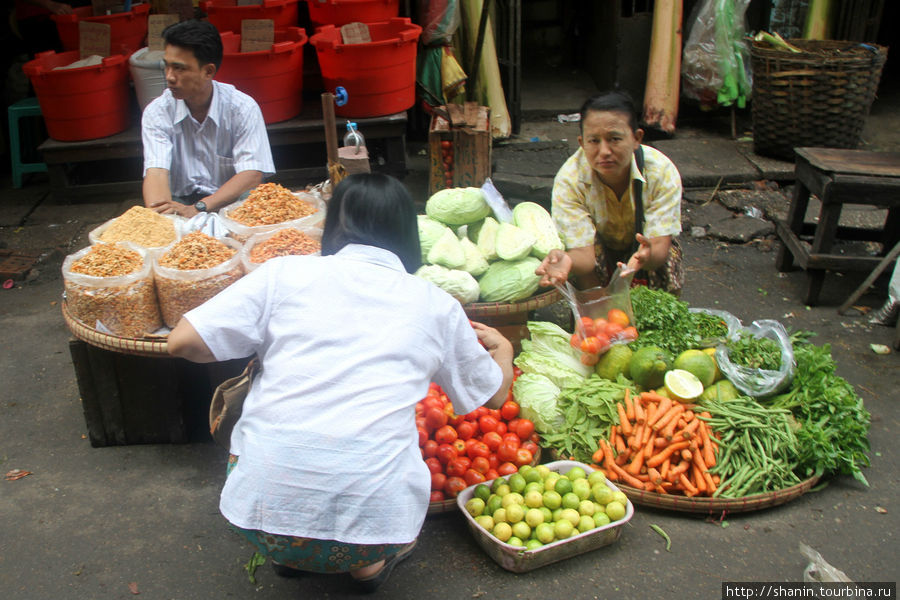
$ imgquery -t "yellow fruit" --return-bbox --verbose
[673,349,717,387]
[699,379,740,402]
[664,369,704,402]
[702,347,722,382]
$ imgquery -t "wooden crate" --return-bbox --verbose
[428,102,491,196]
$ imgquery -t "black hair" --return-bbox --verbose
[162,20,223,71]
[321,173,422,274]
[579,90,639,132]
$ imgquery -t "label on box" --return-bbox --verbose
[168,0,195,22]
[340,22,371,44]
[79,21,110,59]
[241,20,274,53]
[148,14,179,51]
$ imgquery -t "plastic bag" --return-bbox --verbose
[88,211,185,257]
[716,319,795,398]
[682,0,753,109]
[800,543,854,583]
[688,307,742,348]
[63,242,162,338]
[219,190,326,243]
[556,266,637,364]
[240,225,323,273]
[153,237,244,328]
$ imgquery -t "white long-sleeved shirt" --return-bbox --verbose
[185,244,502,544]
[142,81,275,197]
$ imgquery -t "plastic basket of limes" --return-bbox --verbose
[455,460,634,573]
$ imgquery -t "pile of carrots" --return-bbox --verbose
[591,390,720,497]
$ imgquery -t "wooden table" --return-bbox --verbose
[38,107,408,201]
[775,147,900,305]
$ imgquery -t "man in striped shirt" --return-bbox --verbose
[142,20,274,218]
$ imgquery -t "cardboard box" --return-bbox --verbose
[428,102,491,196]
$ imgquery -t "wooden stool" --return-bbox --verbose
[7,97,48,188]
[775,147,900,305]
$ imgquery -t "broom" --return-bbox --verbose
[321,92,347,186]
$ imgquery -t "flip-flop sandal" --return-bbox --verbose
[354,540,417,593]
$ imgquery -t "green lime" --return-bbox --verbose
[508,473,527,494]
[565,466,588,481]
[595,344,633,381]
[553,477,573,496]
[525,539,543,551]
[629,346,672,389]
[473,484,491,503]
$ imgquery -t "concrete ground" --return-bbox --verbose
[1,86,898,598]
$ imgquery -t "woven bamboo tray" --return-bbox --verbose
[616,475,820,515]
[463,288,561,318]
[63,301,169,357]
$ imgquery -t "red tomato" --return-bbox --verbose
[506,418,521,432]
[621,326,639,341]
[471,456,490,474]
[424,407,448,431]
[580,336,602,354]
[522,440,540,457]
[435,443,457,465]
[446,457,471,478]
[594,332,611,351]
[530,432,541,444]
[514,419,535,440]
[444,476,467,498]
[431,471,447,491]
[487,453,499,470]
[502,432,522,447]
[514,447,534,467]
[417,427,428,446]
[478,414,499,434]
[580,352,600,366]
[489,408,502,420]
[605,322,624,339]
[425,457,442,474]
[593,317,609,333]
[463,410,480,422]
[449,414,465,428]
[430,490,445,503]
[500,400,520,421]
[463,469,487,486]
[415,416,426,430]
[607,308,630,327]
[420,396,443,413]
[452,439,467,455]
[497,462,518,476]
[422,439,439,458]
[415,402,424,416]
[484,468,499,481]
[494,422,507,435]
[570,332,583,349]
[497,439,519,464]
[467,440,491,460]
[456,421,477,441]
[579,316,596,337]
[482,431,503,452]
[434,425,458,445]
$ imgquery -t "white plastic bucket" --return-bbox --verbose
[129,47,166,111]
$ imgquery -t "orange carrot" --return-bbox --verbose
[679,472,699,496]
[599,439,616,469]
[629,424,644,450]
[634,400,645,425]
[661,411,683,440]
[617,403,632,435]
[654,437,668,448]
[624,389,634,421]
[644,404,658,433]
[660,457,670,480]
[652,403,684,432]
[698,420,716,467]
[647,440,690,468]
[615,433,627,455]
[683,409,695,422]
[609,462,645,488]
[592,447,605,465]
[666,461,690,483]
[641,422,654,446]
[692,464,707,494]
[703,471,716,494]
[680,448,692,462]
[609,426,619,449]
[641,390,668,404]
[615,452,629,466]
[647,467,664,486]
[680,419,700,439]
[626,448,645,475]
[644,434,657,459]
[646,396,672,427]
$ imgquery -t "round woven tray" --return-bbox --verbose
[62,301,170,357]
[463,288,561,318]
[616,475,820,515]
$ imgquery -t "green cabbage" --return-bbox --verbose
[415,265,480,304]
[512,373,564,434]
[495,222,537,261]
[427,228,466,269]
[477,257,541,303]
[459,237,489,277]
[418,215,451,262]
[426,187,492,226]
[513,202,564,259]
[514,321,593,389]
[469,216,500,262]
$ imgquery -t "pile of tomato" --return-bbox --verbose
[416,377,539,502]
[569,308,639,366]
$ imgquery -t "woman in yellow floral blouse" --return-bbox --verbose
[536,91,684,295]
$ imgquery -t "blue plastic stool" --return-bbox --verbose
[8,97,48,188]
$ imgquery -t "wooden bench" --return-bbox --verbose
[38,107,408,201]
[775,147,900,305]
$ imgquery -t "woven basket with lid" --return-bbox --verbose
[750,39,887,160]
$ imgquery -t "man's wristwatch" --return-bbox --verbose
[194,200,208,212]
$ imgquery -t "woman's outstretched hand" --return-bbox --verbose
[536,249,572,287]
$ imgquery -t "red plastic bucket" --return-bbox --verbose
[216,27,307,124]
[306,0,399,27]
[201,0,299,33]
[22,50,131,141]
[310,17,421,117]
[51,4,150,53]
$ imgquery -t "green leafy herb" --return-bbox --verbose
[768,337,871,485]
[629,287,700,355]
[726,333,781,370]
[691,311,729,339]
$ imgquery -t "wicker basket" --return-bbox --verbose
[750,39,887,160]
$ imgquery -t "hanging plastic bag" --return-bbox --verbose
[688,307,742,348]
[716,319,795,398]
[556,266,638,365]
[682,0,753,109]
